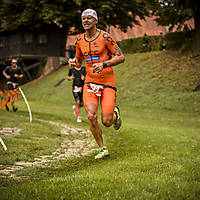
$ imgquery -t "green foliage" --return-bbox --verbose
[146,0,200,54]
[148,0,200,30]
[118,35,162,53]
[0,0,81,31]
[164,31,194,51]
[0,0,150,32]
[118,30,194,53]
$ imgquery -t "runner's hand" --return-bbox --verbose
[81,74,85,80]
[67,75,74,80]
[92,63,103,74]
[68,58,82,69]
[70,75,74,80]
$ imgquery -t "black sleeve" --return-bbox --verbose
[82,67,86,76]
[17,66,23,75]
[4,66,10,74]
[68,68,73,76]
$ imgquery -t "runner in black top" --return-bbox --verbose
[2,59,23,111]
[67,66,86,122]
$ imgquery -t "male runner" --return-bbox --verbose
[2,59,23,112]
[68,9,125,159]
[67,66,86,122]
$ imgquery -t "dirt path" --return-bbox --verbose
[0,120,96,179]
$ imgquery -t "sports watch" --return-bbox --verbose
[102,62,108,68]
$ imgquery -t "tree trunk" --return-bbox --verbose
[191,26,200,54]
[194,12,200,30]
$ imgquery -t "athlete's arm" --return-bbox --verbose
[81,67,86,80]
[68,57,83,70]
[67,75,74,81]
[67,68,74,81]
[18,68,24,78]
[93,49,125,74]
[104,49,125,67]
[2,70,11,80]
[69,37,83,69]
[93,31,125,74]
[17,67,24,79]
[75,56,83,69]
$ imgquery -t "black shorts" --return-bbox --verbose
[72,86,83,103]
[7,82,17,90]
[73,91,83,103]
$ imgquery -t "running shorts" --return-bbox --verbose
[83,84,116,114]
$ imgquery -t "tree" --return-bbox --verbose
[0,0,80,32]
[0,0,150,34]
[148,0,200,53]
[148,0,200,31]
[78,0,149,32]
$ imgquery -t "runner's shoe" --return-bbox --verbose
[77,116,82,123]
[113,106,122,130]
[72,105,76,116]
[95,146,109,159]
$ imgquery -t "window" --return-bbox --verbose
[24,33,33,44]
[39,34,47,44]
[0,37,5,47]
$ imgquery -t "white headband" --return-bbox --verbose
[81,9,98,21]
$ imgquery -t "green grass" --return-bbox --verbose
[0,51,200,200]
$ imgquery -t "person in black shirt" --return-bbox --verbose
[2,59,23,111]
[67,66,86,122]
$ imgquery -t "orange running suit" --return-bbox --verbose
[75,30,121,88]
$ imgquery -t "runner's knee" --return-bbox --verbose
[76,100,81,107]
[87,111,97,122]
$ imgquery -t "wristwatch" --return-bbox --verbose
[102,62,108,68]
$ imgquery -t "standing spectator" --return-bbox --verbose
[2,58,23,111]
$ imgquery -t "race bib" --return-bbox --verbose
[73,86,82,93]
[7,81,18,89]
[87,83,104,97]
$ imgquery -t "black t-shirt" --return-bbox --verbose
[4,65,23,83]
[68,67,86,87]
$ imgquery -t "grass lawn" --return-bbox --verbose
[0,51,200,200]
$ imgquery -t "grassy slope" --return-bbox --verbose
[0,51,200,200]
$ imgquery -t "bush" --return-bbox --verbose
[118,30,194,53]
[117,36,152,54]
[164,31,194,51]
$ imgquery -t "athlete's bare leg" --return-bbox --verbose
[85,102,104,147]
[74,100,84,118]
[75,100,83,108]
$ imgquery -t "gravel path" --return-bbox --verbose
[0,120,96,179]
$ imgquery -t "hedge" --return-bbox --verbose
[117,30,194,54]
